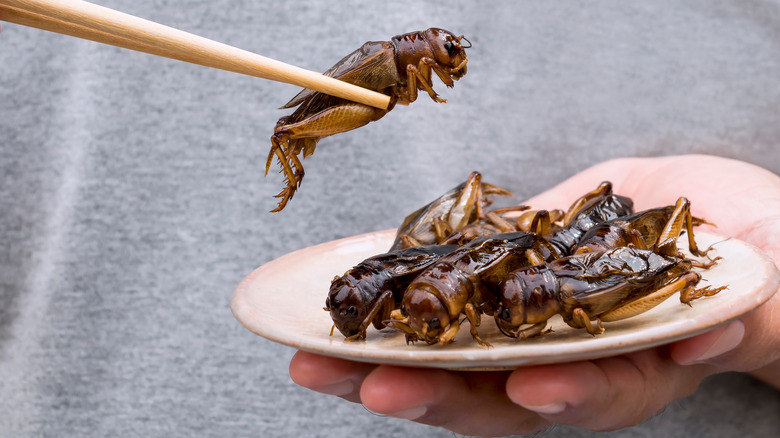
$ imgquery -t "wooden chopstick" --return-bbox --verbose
[0,5,203,65]
[0,0,392,110]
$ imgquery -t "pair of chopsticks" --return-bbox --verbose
[0,0,391,109]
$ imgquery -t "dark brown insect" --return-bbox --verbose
[494,245,726,339]
[442,182,633,250]
[572,197,713,258]
[390,171,513,251]
[266,28,471,212]
[542,182,635,258]
[388,232,550,346]
[439,208,528,246]
[326,244,457,340]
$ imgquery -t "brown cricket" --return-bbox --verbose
[266,28,471,211]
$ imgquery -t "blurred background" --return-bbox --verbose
[1,1,778,436]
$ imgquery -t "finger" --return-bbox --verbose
[288,350,376,403]
[671,284,780,387]
[360,365,549,437]
[506,349,710,431]
[670,206,780,387]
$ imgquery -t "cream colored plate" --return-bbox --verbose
[231,230,779,370]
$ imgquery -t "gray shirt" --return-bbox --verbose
[1,1,778,436]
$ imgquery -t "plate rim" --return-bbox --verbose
[231,230,780,370]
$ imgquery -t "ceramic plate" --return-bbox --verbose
[231,230,779,370]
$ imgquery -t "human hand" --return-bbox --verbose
[289,154,780,436]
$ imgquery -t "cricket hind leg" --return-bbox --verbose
[266,104,387,212]
[560,181,613,226]
[600,271,726,323]
[266,134,307,212]
[657,197,714,258]
[567,308,605,335]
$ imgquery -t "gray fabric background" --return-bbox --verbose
[1,1,779,437]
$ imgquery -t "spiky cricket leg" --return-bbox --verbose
[266,135,306,212]
[680,279,728,304]
[560,181,613,226]
[265,135,297,182]
[432,217,454,243]
[515,209,565,232]
[267,104,387,212]
[656,197,715,257]
[429,304,486,346]
[397,234,424,249]
[343,291,394,342]
[514,322,549,339]
[599,271,725,325]
[529,210,554,236]
[434,319,461,345]
[485,210,519,232]
[490,205,530,216]
[480,184,514,200]
[570,308,605,335]
[462,302,491,347]
[387,309,419,344]
[404,58,445,103]
[689,256,723,269]
[282,141,307,188]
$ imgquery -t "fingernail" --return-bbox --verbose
[695,320,745,362]
[315,380,354,396]
[521,401,567,415]
[388,405,428,420]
